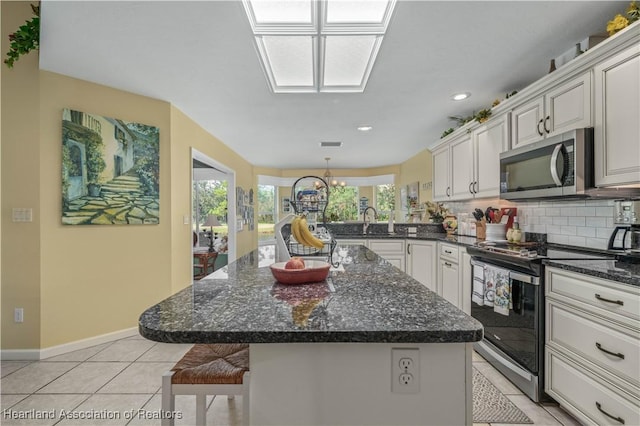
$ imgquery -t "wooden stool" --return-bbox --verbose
[162,344,250,426]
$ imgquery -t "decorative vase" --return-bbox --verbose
[442,215,458,235]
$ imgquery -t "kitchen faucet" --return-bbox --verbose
[362,207,378,234]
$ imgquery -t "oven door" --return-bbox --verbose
[470,259,541,374]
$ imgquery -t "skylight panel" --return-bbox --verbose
[322,35,379,88]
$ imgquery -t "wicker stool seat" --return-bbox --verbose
[162,344,250,426]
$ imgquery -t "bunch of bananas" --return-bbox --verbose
[291,215,324,249]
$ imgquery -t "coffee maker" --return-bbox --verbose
[608,200,640,254]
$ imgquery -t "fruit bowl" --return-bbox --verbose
[269,260,330,285]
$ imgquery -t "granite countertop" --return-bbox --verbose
[139,245,483,344]
[544,258,640,287]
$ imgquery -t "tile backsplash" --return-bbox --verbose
[447,198,616,250]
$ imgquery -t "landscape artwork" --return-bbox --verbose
[62,109,160,225]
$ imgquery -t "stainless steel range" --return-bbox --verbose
[467,238,613,402]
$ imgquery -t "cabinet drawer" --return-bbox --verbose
[548,301,639,387]
[368,240,405,254]
[546,349,640,426]
[439,243,459,261]
[546,267,640,323]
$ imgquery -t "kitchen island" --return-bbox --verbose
[139,245,483,425]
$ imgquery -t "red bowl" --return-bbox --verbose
[269,260,331,285]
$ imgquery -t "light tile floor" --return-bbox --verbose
[1,335,581,426]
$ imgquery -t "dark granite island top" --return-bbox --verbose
[139,245,483,344]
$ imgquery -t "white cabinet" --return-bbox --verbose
[472,115,510,198]
[449,133,474,200]
[336,239,368,247]
[433,116,508,202]
[437,243,462,307]
[594,43,640,187]
[406,240,437,292]
[511,72,591,148]
[545,267,640,425]
[368,240,406,272]
[459,250,472,315]
[432,143,451,201]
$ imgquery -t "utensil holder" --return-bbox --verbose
[476,221,486,239]
[486,223,507,241]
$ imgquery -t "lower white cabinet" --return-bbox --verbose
[406,240,437,292]
[336,239,368,247]
[368,240,406,272]
[545,267,640,425]
[437,243,463,308]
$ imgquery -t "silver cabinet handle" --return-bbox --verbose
[444,262,452,267]
[445,250,452,254]
[544,115,551,133]
[473,181,478,193]
[596,402,625,424]
[537,119,544,136]
[550,143,564,186]
[469,182,474,195]
[595,294,624,306]
[446,187,450,197]
[407,244,411,255]
[595,342,625,359]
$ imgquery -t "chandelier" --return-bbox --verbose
[322,157,346,188]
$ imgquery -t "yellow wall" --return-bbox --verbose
[37,72,173,348]
[1,1,256,350]
[399,148,433,218]
[1,1,42,349]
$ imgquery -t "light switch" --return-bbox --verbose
[183,215,190,225]
[12,208,33,222]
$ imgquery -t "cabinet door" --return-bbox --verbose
[449,133,474,200]
[473,116,509,198]
[460,250,472,315]
[511,97,544,148]
[545,72,592,137]
[594,44,640,186]
[407,241,437,292]
[380,254,406,272]
[439,259,460,307]
[432,144,450,201]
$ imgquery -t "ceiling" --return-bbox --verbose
[39,1,625,170]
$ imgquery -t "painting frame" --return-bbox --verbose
[61,108,160,225]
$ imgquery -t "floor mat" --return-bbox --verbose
[473,367,533,424]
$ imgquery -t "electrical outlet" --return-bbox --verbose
[14,308,24,323]
[392,348,419,393]
[408,227,417,234]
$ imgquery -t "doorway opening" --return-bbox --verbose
[191,149,236,279]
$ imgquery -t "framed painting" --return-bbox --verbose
[62,108,160,225]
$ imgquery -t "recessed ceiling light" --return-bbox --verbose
[357,126,373,132]
[452,92,470,101]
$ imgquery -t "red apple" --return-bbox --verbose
[285,257,305,270]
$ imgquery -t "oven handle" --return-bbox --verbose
[470,259,540,285]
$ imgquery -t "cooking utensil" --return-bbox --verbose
[473,209,484,221]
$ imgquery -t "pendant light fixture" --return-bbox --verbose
[323,157,346,188]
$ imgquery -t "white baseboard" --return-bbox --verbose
[1,349,41,361]
[1,327,139,360]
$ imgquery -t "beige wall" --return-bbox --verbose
[1,2,256,350]
[1,1,42,349]
[399,148,433,220]
[37,72,173,348]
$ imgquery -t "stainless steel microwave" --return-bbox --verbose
[500,128,593,200]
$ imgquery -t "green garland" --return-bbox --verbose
[4,3,40,68]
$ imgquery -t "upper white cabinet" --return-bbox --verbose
[432,142,452,201]
[511,72,592,148]
[594,43,640,187]
[433,116,508,202]
[472,115,510,198]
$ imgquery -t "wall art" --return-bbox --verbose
[61,108,160,225]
